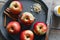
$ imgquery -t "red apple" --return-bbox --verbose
[20,30,34,40]
[9,1,23,14]
[33,22,47,35]
[6,21,21,34]
[20,12,35,25]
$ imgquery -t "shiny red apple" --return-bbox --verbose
[9,1,23,14]
[33,22,47,35]
[20,30,34,40]
[20,12,35,25]
[6,21,21,34]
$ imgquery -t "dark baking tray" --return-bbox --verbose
[0,0,48,40]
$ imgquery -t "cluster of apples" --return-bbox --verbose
[6,1,47,40]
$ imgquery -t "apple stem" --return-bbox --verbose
[26,35,30,38]
[14,3,18,8]
[40,27,42,29]
[39,25,43,29]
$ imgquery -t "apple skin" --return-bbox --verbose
[20,30,34,40]
[20,12,35,25]
[33,22,47,35]
[9,1,23,14]
[6,21,21,34]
